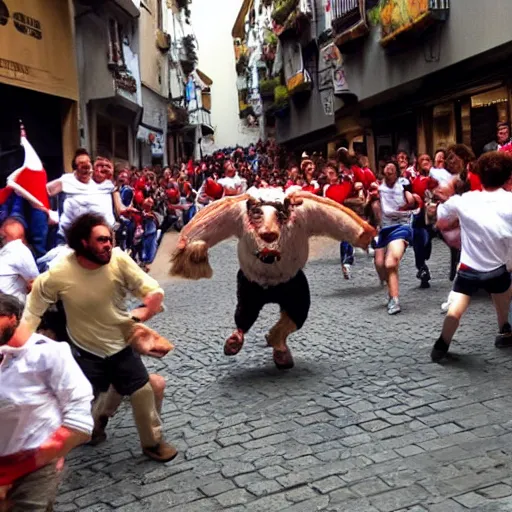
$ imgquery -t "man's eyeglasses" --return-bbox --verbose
[96,236,113,244]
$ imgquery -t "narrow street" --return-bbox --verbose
[56,238,512,512]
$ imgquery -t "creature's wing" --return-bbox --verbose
[290,191,376,248]
[169,194,248,280]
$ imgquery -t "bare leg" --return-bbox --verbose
[384,240,407,299]
[491,290,511,330]
[149,374,166,415]
[374,248,387,284]
[441,292,472,344]
[266,311,297,370]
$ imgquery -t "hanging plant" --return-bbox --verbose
[260,76,281,97]
[274,85,289,107]
[367,0,385,26]
[263,30,278,46]
[181,34,198,75]
[271,0,299,26]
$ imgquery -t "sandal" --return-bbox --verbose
[273,346,294,370]
[224,329,244,356]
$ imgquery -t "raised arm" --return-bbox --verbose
[46,178,63,197]
[291,192,376,249]
[170,194,248,279]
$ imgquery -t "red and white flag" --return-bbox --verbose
[0,123,50,209]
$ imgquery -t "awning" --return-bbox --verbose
[232,0,253,38]
[113,0,140,18]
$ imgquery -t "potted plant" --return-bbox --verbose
[273,85,289,117]
[259,76,281,98]
[181,35,198,75]
[271,0,299,26]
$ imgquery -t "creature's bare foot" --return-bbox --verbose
[273,346,294,370]
[265,312,297,348]
[224,329,244,356]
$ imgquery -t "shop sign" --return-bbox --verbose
[380,0,450,48]
[137,125,164,157]
[319,43,352,97]
[0,0,78,100]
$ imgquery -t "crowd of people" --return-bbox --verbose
[2,125,512,509]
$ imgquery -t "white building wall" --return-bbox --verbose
[190,0,259,151]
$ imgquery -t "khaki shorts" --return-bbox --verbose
[2,462,60,512]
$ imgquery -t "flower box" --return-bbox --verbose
[379,0,450,48]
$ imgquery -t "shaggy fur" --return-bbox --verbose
[169,190,376,287]
[169,240,213,280]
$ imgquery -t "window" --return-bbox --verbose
[96,115,130,162]
[108,19,125,69]
[157,0,163,30]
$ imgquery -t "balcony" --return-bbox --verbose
[168,102,189,127]
[331,0,373,51]
[76,0,140,18]
[188,107,214,135]
[379,0,450,48]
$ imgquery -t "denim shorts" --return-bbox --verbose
[454,265,511,296]
[376,225,413,249]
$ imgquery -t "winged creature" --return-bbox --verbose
[170,188,376,370]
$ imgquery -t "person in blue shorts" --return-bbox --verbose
[374,162,418,315]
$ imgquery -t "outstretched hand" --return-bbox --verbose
[129,323,174,358]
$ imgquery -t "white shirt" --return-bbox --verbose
[379,178,412,227]
[59,179,116,235]
[0,334,94,456]
[0,239,39,303]
[429,167,453,187]
[438,189,512,272]
[218,174,244,194]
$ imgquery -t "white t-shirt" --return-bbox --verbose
[438,189,512,272]
[379,178,412,227]
[218,174,244,194]
[429,167,453,187]
[59,179,116,235]
[0,239,39,302]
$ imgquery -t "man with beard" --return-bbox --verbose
[21,213,177,462]
[0,292,93,511]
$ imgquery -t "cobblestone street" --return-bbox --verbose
[56,238,512,512]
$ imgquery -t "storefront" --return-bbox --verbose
[74,0,142,168]
[0,0,78,178]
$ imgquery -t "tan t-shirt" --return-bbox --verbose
[23,248,163,357]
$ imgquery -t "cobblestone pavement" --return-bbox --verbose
[56,238,512,512]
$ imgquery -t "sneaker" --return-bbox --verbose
[441,291,456,313]
[495,323,512,348]
[342,264,351,280]
[143,441,178,463]
[418,265,431,289]
[431,336,450,362]
[387,297,401,315]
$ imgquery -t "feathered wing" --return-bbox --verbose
[291,191,376,248]
[169,194,248,279]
